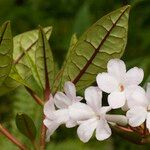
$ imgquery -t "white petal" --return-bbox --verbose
[43,118,59,142]
[54,109,70,124]
[107,59,126,81]
[108,91,126,109]
[46,130,51,142]
[54,92,72,109]
[76,96,83,102]
[66,120,77,128]
[64,81,76,100]
[146,112,150,131]
[125,85,144,101]
[125,86,148,108]
[126,106,147,127]
[96,73,119,93]
[85,86,102,111]
[96,119,111,141]
[106,115,128,126]
[125,67,144,86]
[146,83,150,100]
[44,96,55,117]
[69,102,95,121]
[121,101,129,111]
[99,106,111,115]
[77,118,97,143]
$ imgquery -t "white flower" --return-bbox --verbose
[69,86,127,143]
[43,81,83,141]
[125,86,148,109]
[43,95,60,141]
[54,81,82,109]
[54,81,83,127]
[126,83,150,131]
[96,59,144,109]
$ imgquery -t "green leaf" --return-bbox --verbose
[60,5,130,91]
[65,34,78,64]
[52,34,78,93]
[12,26,52,81]
[15,113,37,141]
[0,26,52,96]
[0,21,13,85]
[35,27,54,90]
[0,77,19,96]
[0,86,42,149]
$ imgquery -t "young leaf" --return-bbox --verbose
[60,5,130,91]
[15,113,37,141]
[2,87,42,148]
[35,27,54,92]
[0,21,13,85]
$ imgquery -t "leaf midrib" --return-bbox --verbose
[0,22,9,44]
[13,29,51,65]
[72,7,129,84]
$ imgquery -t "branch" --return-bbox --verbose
[0,123,28,150]
[25,86,44,106]
[40,86,50,150]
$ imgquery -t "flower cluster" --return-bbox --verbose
[44,59,150,142]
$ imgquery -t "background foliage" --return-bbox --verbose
[0,0,150,149]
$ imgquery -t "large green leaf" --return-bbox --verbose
[0,21,13,85]
[60,5,130,91]
[0,27,52,96]
[12,26,52,81]
[35,27,54,90]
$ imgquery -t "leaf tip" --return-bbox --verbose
[123,5,131,11]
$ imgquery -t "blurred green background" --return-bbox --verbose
[0,0,150,149]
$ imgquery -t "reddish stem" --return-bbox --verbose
[0,124,28,150]
[25,86,44,106]
[40,86,50,150]
[143,122,147,136]
[40,115,47,150]
[39,28,51,150]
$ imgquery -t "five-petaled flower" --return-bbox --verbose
[69,86,127,142]
[126,83,150,131]
[44,81,82,141]
[96,59,144,109]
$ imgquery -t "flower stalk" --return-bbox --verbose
[0,124,28,150]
